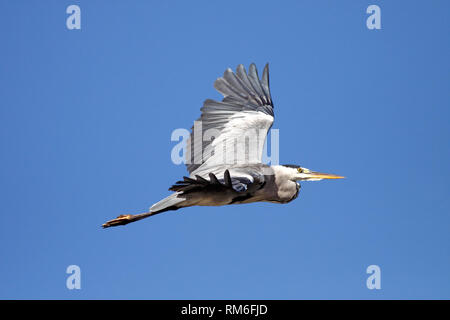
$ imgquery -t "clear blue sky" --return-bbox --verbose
[1,1,449,299]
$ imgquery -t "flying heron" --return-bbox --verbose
[103,63,344,228]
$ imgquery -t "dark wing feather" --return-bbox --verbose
[169,171,256,194]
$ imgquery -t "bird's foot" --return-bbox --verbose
[102,214,133,228]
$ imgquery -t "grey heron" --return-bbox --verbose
[103,63,344,228]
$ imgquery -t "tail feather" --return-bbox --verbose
[150,192,185,212]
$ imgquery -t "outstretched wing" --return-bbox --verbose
[186,63,274,177]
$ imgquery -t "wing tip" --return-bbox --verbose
[264,63,269,75]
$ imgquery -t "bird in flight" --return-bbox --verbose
[103,63,344,228]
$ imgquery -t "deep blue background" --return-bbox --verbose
[1,1,449,299]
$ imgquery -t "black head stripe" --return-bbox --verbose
[282,164,301,169]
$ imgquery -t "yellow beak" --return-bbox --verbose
[308,172,345,179]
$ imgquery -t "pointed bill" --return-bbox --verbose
[308,172,345,179]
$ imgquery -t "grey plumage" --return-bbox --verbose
[102,63,343,228]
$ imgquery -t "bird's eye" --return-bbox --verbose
[297,168,303,173]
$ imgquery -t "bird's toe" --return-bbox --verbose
[102,214,133,228]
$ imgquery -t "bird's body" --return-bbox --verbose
[103,63,343,228]
[169,165,300,207]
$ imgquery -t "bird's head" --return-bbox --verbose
[282,165,345,181]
